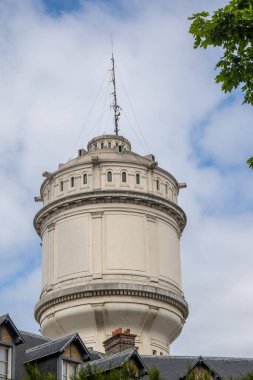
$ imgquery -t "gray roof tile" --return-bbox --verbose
[142,356,253,380]
[20,330,52,343]
[25,333,91,363]
[85,348,148,373]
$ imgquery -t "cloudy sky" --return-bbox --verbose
[0,0,253,357]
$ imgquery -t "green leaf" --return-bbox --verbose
[247,157,253,169]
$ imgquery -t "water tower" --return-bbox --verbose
[34,56,188,355]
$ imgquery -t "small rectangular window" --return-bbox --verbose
[0,347,8,379]
[62,361,77,380]
[83,174,88,185]
[122,172,127,183]
[107,171,112,182]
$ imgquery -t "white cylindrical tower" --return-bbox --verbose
[34,134,188,355]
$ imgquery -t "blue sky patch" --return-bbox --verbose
[42,0,83,16]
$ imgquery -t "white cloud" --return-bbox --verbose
[199,102,253,167]
[0,0,252,357]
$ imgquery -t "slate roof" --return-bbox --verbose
[84,348,148,373]
[89,349,105,360]
[20,330,52,343]
[16,331,53,379]
[142,356,253,380]
[25,333,91,363]
[205,357,253,379]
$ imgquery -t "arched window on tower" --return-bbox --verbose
[59,181,64,192]
[83,173,88,185]
[165,183,168,194]
[107,171,112,182]
[136,173,140,185]
[122,171,127,183]
[156,179,160,191]
[70,176,75,188]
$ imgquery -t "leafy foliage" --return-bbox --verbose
[237,371,253,380]
[184,367,213,380]
[189,0,253,105]
[247,156,253,169]
[24,363,56,380]
[24,359,163,379]
[73,361,141,379]
[73,360,162,379]
[148,367,165,380]
[73,364,104,380]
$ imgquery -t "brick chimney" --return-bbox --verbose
[103,328,137,355]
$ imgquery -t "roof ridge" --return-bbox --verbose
[142,355,253,360]
[205,356,253,361]
[142,355,197,359]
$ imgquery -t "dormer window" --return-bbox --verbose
[70,177,75,188]
[0,315,24,380]
[107,171,112,182]
[136,173,140,185]
[83,174,88,185]
[122,171,127,183]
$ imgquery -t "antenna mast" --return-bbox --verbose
[111,53,121,135]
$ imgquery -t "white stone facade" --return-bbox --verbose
[34,134,188,355]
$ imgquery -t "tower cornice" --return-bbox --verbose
[34,189,186,237]
[34,282,189,323]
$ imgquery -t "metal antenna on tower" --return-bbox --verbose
[110,42,121,135]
